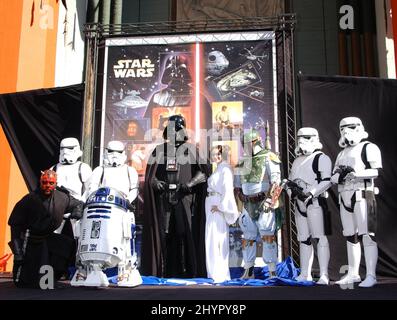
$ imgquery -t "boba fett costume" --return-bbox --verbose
[235,130,281,279]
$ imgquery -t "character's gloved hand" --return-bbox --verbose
[14,253,24,266]
[286,187,300,200]
[180,172,207,194]
[9,238,24,266]
[69,201,84,220]
[337,166,355,184]
[151,179,167,192]
[179,183,191,194]
[285,181,303,200]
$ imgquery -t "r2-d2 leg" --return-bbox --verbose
[117,211,142,287]
[238,209,258,279]
[70,259,88,286]
[70,220,88,286]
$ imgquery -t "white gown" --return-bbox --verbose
[205,162,239,283]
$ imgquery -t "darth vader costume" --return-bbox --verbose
[142,115,209,278]
[8,170,83,288]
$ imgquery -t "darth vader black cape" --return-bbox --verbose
[141,142,209,278]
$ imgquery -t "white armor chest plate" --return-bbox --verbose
[102,165,131,196]
[56,163,83,199]
[289,153,319,192]
[337,142,366,173]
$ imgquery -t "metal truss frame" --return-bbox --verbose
[82,14,299,265]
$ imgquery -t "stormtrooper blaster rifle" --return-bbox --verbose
[283,179,305,199]
[334,165,355,184]
[283,179,332,205]
[264,180,287,212]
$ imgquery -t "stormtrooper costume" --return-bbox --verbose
[287,128,332,285]
[235,130,281,279]
[331,117,382,288]
[72,140,141,287]
[51,138,92,235]
[51,138,92,279]
[51,138,92,201]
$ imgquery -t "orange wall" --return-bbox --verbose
[0,0,24,262]
[0,1,22,93]
[0,0,60,271]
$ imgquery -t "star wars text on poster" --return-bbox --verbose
[113,59,155,78]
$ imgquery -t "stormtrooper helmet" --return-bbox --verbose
[339,117,368,148]
[295,128,323,156]
[59,138,83,164]
[104,141,127,167]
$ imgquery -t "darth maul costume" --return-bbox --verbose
[8,170,83,288]
[142,115,209,278]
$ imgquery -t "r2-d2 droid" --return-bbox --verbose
[76,187,142,287]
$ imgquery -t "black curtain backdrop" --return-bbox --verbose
[298,75,397,279]
[0,84,84,191]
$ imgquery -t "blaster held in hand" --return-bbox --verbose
[283,179,306,199]
[335,165,355,184]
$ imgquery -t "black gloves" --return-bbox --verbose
[9,238,24,265]
[286,180,303,200]
[336,166,355,184]
[179,183,191,193]
[151,178,166,192]
[69,202,84,220]
[179,172,206,194]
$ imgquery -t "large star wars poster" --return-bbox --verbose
[101,32,277,267]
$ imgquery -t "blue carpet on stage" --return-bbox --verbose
[103,257,316,287]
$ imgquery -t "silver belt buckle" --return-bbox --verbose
[169,184,177,190]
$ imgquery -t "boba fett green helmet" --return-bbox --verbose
[242,129,262,144]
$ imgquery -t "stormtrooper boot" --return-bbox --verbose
[316,237,330,285]
[336,242,361,285]
[359,236,378,288]
[295,243,314,282]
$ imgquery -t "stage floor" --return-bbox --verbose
[1,277,397,300]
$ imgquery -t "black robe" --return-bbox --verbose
[141,142,209,278]
[8,188,83,288]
